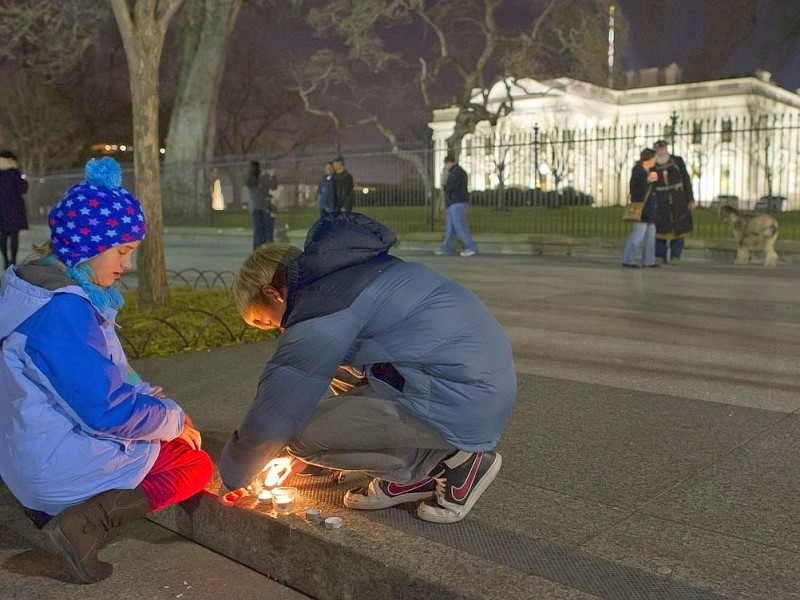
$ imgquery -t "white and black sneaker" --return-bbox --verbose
[344,477,437,510]
[417,451,501,524]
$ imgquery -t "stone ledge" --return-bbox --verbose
[147,475,568,600]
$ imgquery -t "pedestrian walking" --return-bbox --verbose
[436,154,479,257]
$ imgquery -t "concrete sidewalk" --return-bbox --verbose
[3,253,800,599]
[136,256,800,599]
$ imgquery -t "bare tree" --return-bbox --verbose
[293,0,623,222]
[0,0,107,80]
[215,47,336,208]
[161,0,243,222]
[746,98,780,199]
[0,0,106,169]
[0,70,86,174]
[109,0,184,308]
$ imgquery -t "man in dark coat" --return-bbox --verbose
[0,150,29,269]
[651,140,694,264]
[331,156,355,212]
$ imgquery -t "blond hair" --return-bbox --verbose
[31,239,55,260]
[233,243,302,316]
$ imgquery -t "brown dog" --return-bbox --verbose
[719,205,779,267]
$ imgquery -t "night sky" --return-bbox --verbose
[617,0,800,92]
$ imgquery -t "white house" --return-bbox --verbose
[429,67,800,208]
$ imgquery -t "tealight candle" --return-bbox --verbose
[257,489,272,501]
[305,508,322,524]
[271,487,297,515]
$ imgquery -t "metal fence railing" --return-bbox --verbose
[20,112,800,241]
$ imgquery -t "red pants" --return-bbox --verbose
[139,440,213,512]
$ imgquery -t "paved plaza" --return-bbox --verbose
[2,226,799,598]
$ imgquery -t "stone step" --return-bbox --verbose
[148,472,559,600]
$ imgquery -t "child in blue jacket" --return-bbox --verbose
[219,212,516,523]
[0,158,212,583]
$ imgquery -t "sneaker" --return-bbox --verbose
[621,263,639,268]
[434,249,451,256]
[344,477,437,510]
[460,249,478,257]
[417,451,502,524]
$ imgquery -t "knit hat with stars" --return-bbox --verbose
[48,157,146,267]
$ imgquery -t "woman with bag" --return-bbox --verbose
[622,148,658,268]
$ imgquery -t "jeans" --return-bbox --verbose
[622,222,655,266]
[440,202,478,254]
[655,237,685,261]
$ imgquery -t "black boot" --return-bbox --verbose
[43,487,150,584]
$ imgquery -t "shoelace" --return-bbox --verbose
[432,476,447,505]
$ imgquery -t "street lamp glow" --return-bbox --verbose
[538,163,550,175]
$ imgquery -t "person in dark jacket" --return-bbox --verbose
[331,155,355,212]
[316,162,334,218]
[622,148,658,268]
[651,140,695,264]
[436,154,479,257]
[0,150,29,269]
[245,160,278,249]
[219,212,516,524]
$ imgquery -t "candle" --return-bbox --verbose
[305,508,322,524]
[271,486,297,515]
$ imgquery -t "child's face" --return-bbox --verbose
[242,287,286,331]
[85,241,141,288]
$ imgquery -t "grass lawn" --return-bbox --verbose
[118,287,278,358]
[204,205,800,240]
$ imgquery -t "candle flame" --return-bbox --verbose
[261,457,294,487]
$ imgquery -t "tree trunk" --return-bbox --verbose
[131,56,170,308]
[110,0,184,308]
[161,0,242,222]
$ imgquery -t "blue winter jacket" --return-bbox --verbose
[0,264,184,515]
[219,213,517,489]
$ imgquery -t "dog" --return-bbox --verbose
[718,205,779,267]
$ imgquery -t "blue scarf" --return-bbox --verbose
[42,256,125,311]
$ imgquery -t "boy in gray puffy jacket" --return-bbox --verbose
[219,212,516,523]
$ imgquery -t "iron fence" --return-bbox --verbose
[20,112,800,241]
